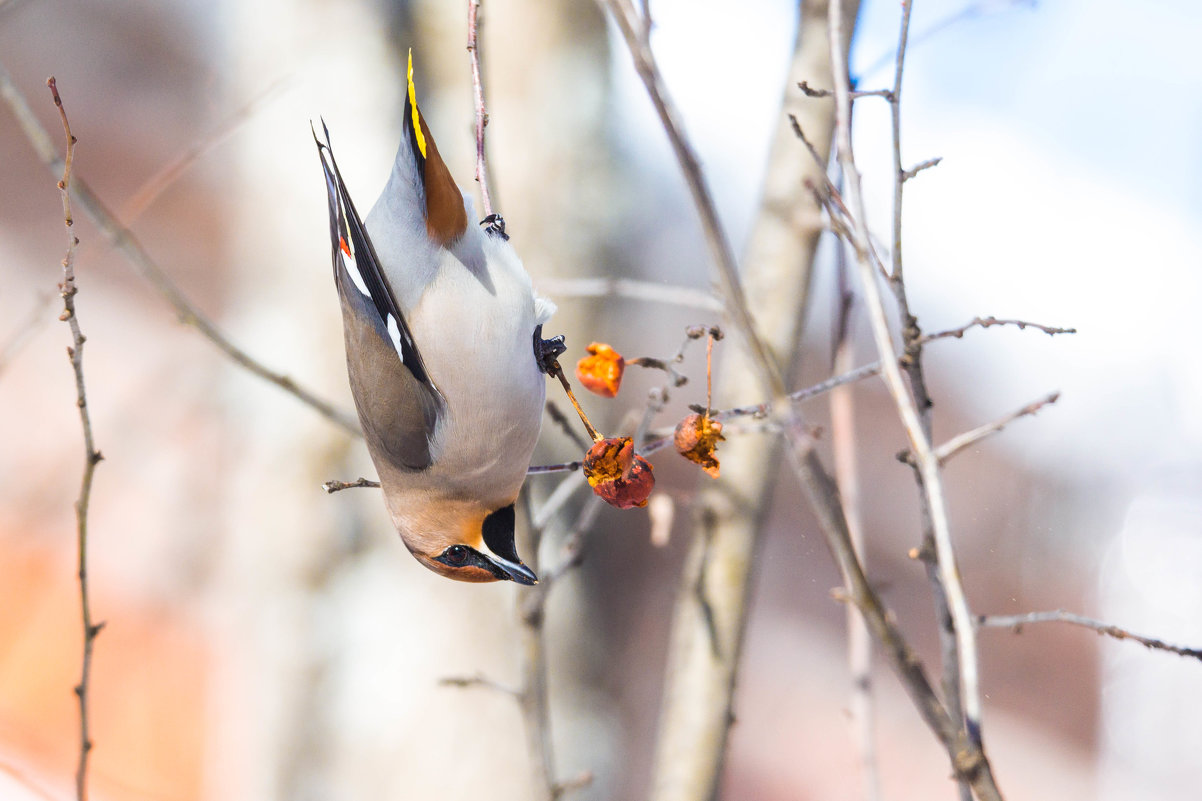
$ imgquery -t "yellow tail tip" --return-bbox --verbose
[406,48,428,159]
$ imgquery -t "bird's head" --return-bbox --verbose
[396,500,537,585]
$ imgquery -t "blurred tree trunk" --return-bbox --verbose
[210,1,393,798]
[648,2,860,799]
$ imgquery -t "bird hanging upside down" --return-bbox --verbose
[313,52,563,585]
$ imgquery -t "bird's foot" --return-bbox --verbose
[533,325,566,375]
[480,213,509,241]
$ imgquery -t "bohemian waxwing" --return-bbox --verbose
[313,53,563,585]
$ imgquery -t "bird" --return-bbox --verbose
[313,52,563,585]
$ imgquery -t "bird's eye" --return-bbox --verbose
[444,545,469,565]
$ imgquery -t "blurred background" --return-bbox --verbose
[2,0,1201,799]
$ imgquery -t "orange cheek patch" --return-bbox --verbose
[453,565,499,583]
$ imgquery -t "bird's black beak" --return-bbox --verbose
[481,504,538,585]
[485,555,539,586]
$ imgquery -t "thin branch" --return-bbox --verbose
[934,391,1060,465]
[439,673,519,696]
[545,400,593,452]
[714,361,881,424]
[48,76,103,801]
[323,456,585,490]
[527,460,583,475]
[829,2,998,798]
[627,324,715,389]
[902,156,943,181]
[919,316,1077,345]
[0,60,361,437]
[798,80,892,101]
[878,7,972,796]
[467,0,496,217]
[779,417,972,785]
[979,611,1202,661]
[537,276,722,311]
[788,114,829,173]
[632,386,669,454]
[322,477,379,494]
[639,361,880,456]
[531,471,587,531]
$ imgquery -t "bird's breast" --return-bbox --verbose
[404,241,546,506]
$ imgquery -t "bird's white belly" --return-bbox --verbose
[404,249,546,506]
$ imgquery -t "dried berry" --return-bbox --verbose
[575,342,625,398]
[583,436,655,509]
[674,412,724,478]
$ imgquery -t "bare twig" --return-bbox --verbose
[713,360,882,424]
[531,471,587,530]
[875,8,972,797]
[919,316,1078,345]
[798,80,892,101]
[545,399,593,453]
[48,76,103,801]
[467,0,496,216]
[933,391,1061,465]
[322,458,586,492]
[788,114,829,173]
[527,460,583,475]
[537,276,722,311]
[779,416,983,792]
[639,361,880,456]
[439,673,519,696]
[0,61,360,437]
[902,156,943,181]
[979,611,1202,661]
[321,477,380,494]
[828,1,998,797]
[627,324,714,388]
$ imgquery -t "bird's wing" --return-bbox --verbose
[314,121,444,470]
